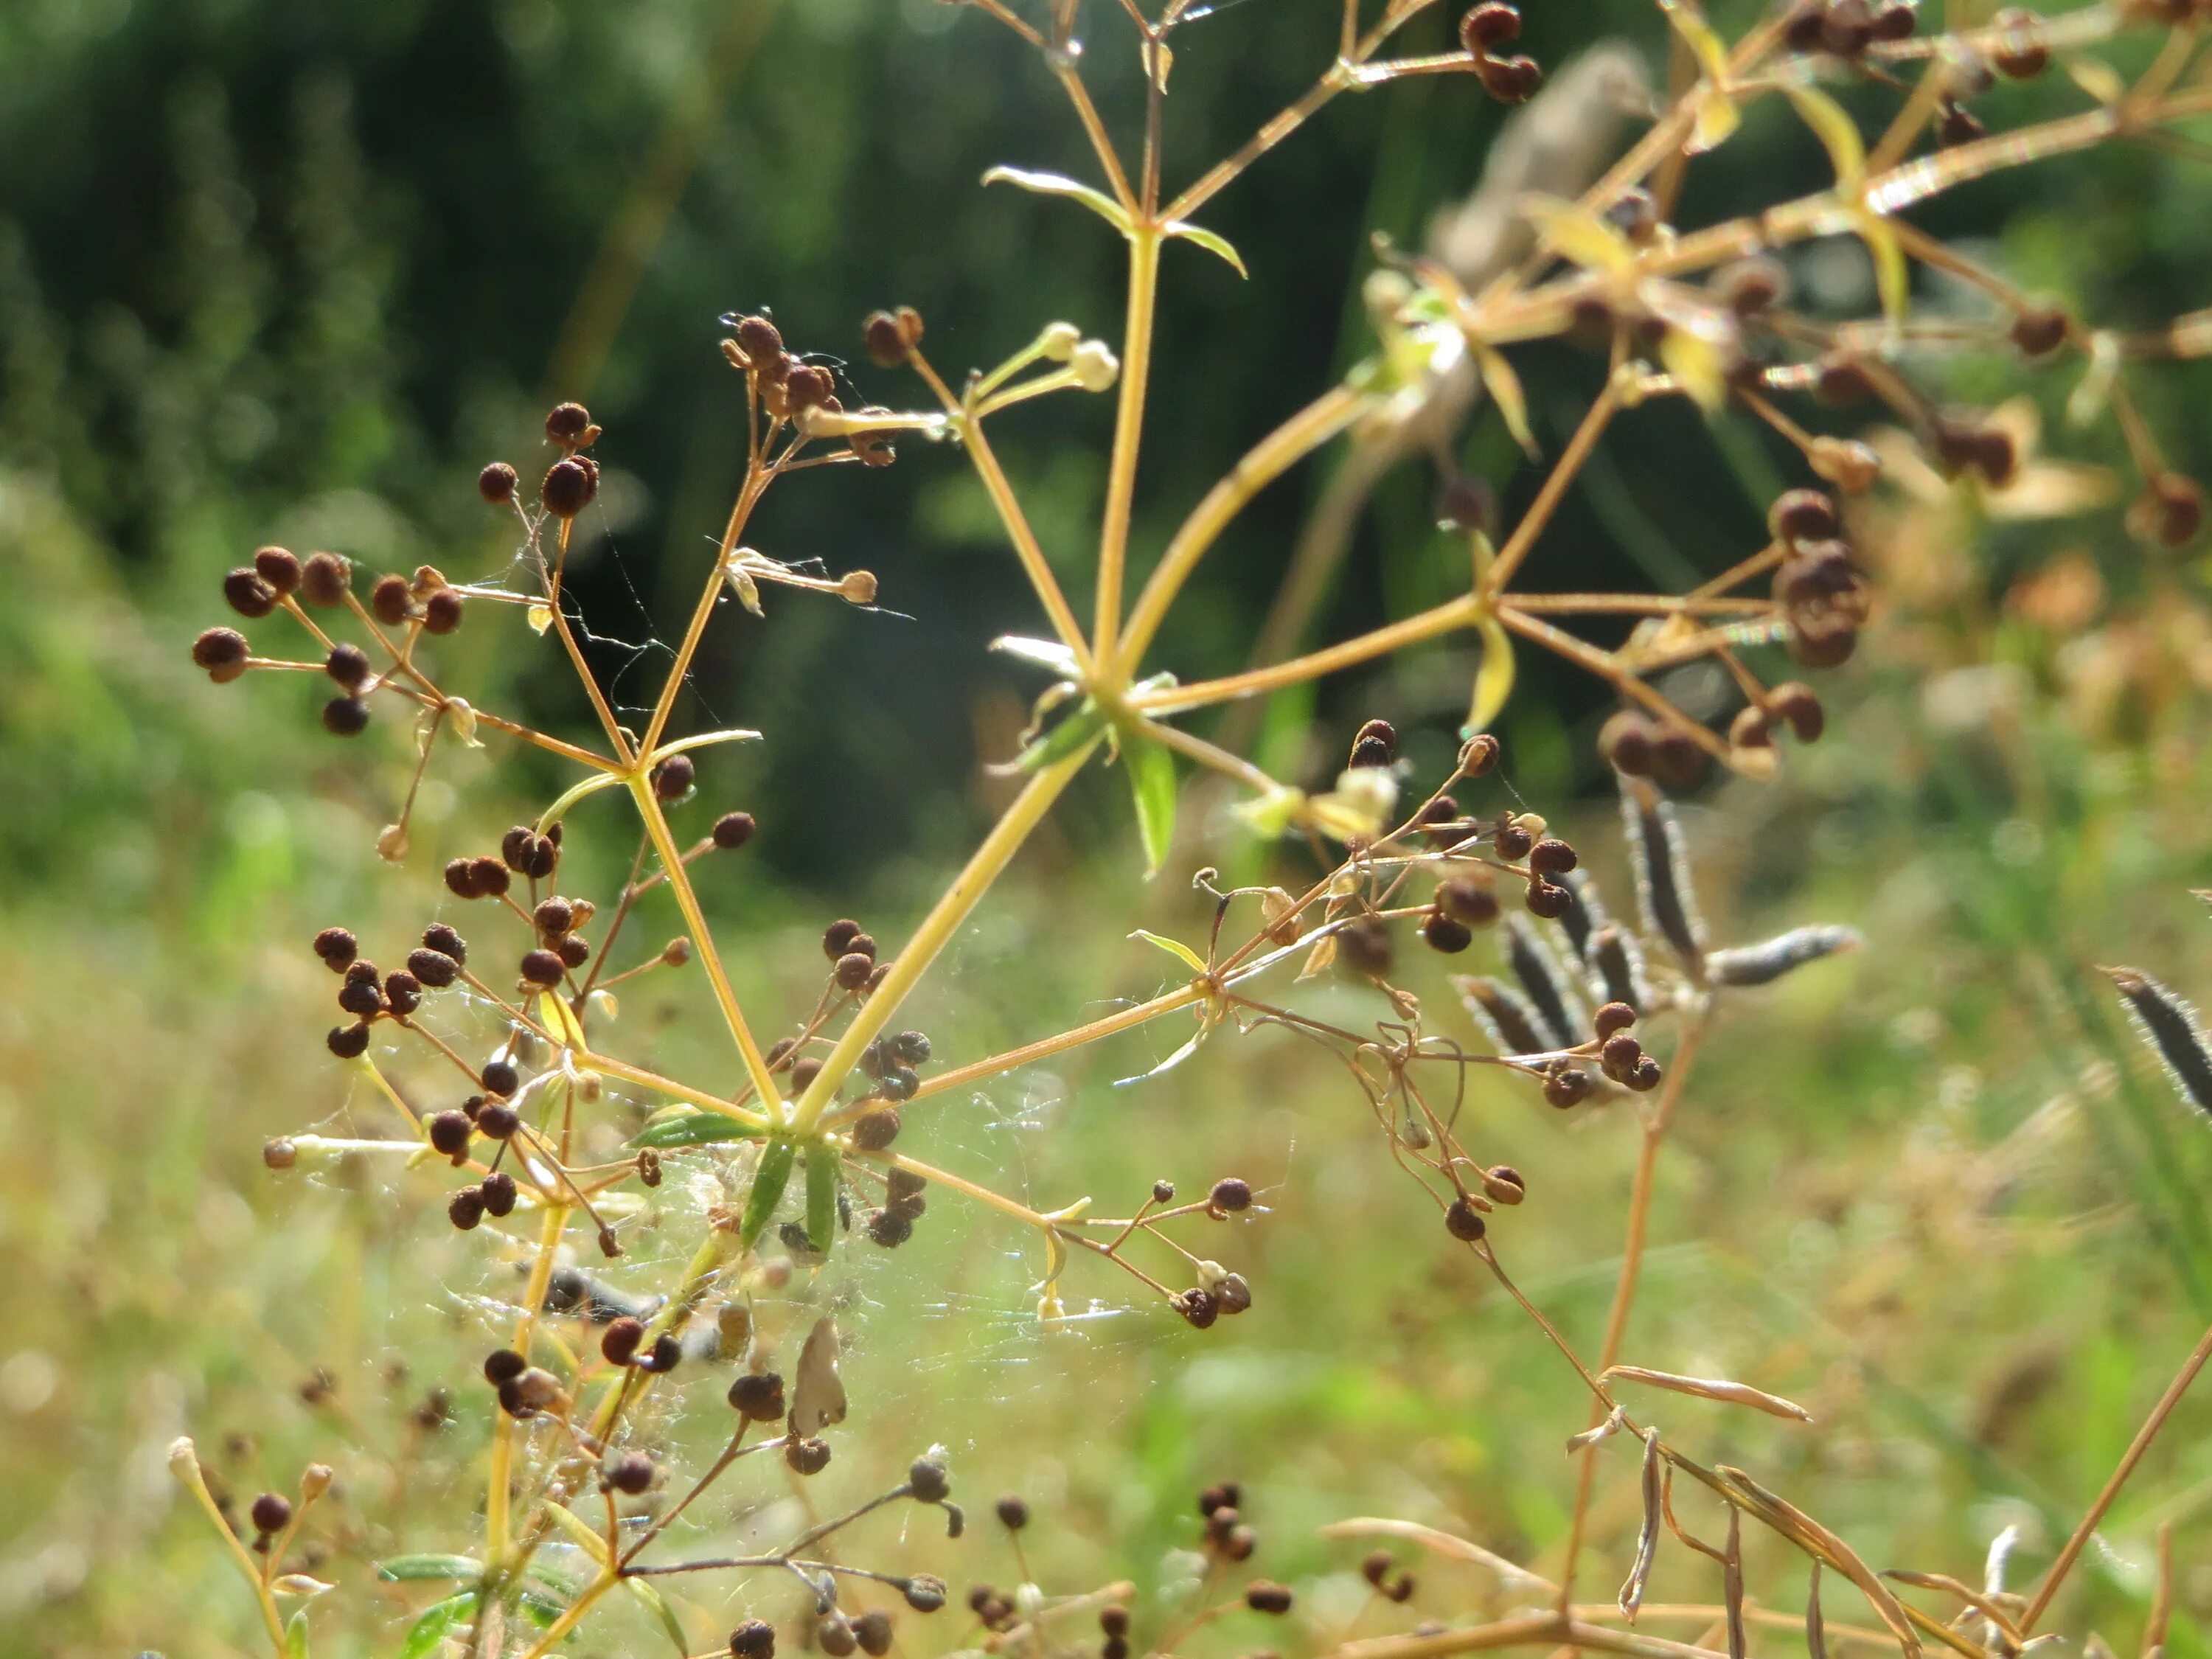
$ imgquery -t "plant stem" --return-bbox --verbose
[1130,594,1481,716]
[787,736,1102,1134]
[627,773,783,1109]
[2019,1317,2212,1632]
[1093,228,1162,669]
[1117,383,1366,676]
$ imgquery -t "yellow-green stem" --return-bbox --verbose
[788,737,1101,1134]
[627,773,782,1108]
[1093,229,1162,669]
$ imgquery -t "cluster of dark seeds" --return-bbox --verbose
[866,1166,928,1248]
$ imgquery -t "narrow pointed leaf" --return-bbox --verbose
[630,1111,763,1150]
[1464,613,1517,737]
[398,1596,475,1659]
[1131,929,1210,976]
[378,1555,486,1585]
[804,1141,839,1253]
[1519,194,1636,273]
[1166,220,1248,276]
[625,1576,691,1656]
[1114,1028,1206,1088]
[741,1141,796,1248]
[1858,213,1911,327]
[1016,698,1110,772]
[1124,728,1178,877]
[1475,344,1539,456]
[1785,86,1868,193]
[981,165,1133,233]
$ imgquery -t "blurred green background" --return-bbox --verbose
[9,0,2212,1655]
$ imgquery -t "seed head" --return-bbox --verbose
[602,1317,646,1366]
[541,457,598,518]
[1210,1177,1252,1213]
[327,1023,370,1060]
[605,1451,654,1495]
[1245,1582,1293,1615]
[249,1492,293,1535]
[995,1494,1030,1531]
[1421,911,1473,954]
[546,401,591,445]
[731,1620,776,1659]
[370,574,411,625]
[1444,1197,1487,1241]
[728,1370,786,1421]
[909,1457,951,1503]
[192,627,251,681]
[300,552,352,605]
[478,462,518,504]
[223,568,279,619]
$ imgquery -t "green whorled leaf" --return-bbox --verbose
[1122,726,1178,877]
[981,165,1133,233]
[1474,344,1538,457]
[398,1596,475,1659]
[1130,929,1209,976]
[1015,697,1111,773]
[1784,85,1867,194]
[285,1610,312,1659]
[378,1555,486,1585]
[1164,220,1248,277]
[1463,614,1517,737]
[630,1111,763,1150]
[989,633,1084,676]
[625,1576,691,1657]
[804,1141,840,1253]
[742,1141,796,1248]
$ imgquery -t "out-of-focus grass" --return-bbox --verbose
[8,450,2212,1658]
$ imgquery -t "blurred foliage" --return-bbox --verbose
[10,1,2212,1656]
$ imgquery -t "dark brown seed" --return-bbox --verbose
[192,627,251,680]
[863,310,910,368]
[855,1612,894,1657]
[734,316,784,366]
[1422,911,1474,954]
[383,971,422,1016]
[223,567,279,619]
[321,642,370,689]
[1437,878,1500,928]
[313,927,359,970]
[995,1494,1030,1530]
[835,951,874,990]
[1544,1067,1594,1108]
[423,589,464,636]
[481,1172,518,1216]
[1526,878,1571,919]
[785,1436,832,1475]
[1349,717,1397,768]
[1768,488,1838,544]
[728,1370,786,1420]
[370,574,411,625]
[2011,305,2069,358]
[605,1451,654,1495]
[653,752,695,800]
[520,949,565,987]
[1444,1197,1487,1241]
[823,919,863,959]
[541,457,597,518]
[322,696,371,737]
[1210,1177,1253,1212]
[408,948,459,988]
[1770,682,1825,742]
[449,1189,486,1230]
[481,1060,519,1097]
[300,552,352,605]
[546,402,591,445]
[1173,1287,1220,1329]
[422,923,466,964]
[476,1103,520,1140]
[327,1023,370,1059]
[478,462,519,504]
[602,1318,646,1365]
[1594,1002,1637,1040]
[250,1492,293,1534]
[713,811,757,849]
[1528,838,1578,875]
[853,1107,902,1150]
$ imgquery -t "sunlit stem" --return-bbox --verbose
[1129,593,1482,717]
[1116,383,1368,677]
[641,469,768,760]
[1093,227,1163,669]
[2019,1318,2212,1632]
[626,773,782,1109]
[787,737,1102,1135]
[489,1200,571,1562]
